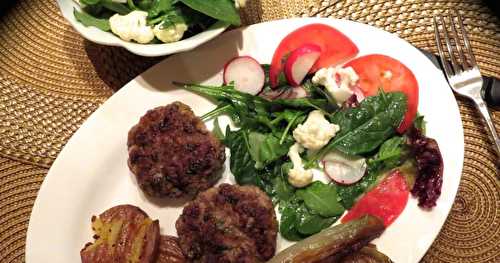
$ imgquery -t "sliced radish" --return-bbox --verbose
[223,56,265,95]
[351,85,365,102]
[284,44,322,86]
[259,86,287,100]
[323,151,367,185]
[289,86,308,99]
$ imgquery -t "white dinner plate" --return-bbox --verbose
[26,18,464,263]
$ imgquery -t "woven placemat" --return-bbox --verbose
[0,0,498,262]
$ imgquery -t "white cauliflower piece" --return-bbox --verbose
[109,11,154,44]
[153,22,188,43]
[235,0,247,9]
[312,66,359,105]
[293,110,340,151]
[287,143,313,188]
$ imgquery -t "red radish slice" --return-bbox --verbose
[341,170,409,227]
[351,85,365,102]
[270,24,359,87]
[223,56,265,95]
[323,152,367,185]
[289,86,308,99]
[277,88,294,99]
[284,44,322,86]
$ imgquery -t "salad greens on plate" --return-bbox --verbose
[174,23,444,241]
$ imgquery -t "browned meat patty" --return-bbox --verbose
[176,184,278,263]
[156,235,186,263]
[80,205,160,263]
[128,102,226,198]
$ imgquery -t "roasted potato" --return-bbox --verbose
[156,235,186,263]
[80,205,160,263]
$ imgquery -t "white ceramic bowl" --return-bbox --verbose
[56,0,229,57]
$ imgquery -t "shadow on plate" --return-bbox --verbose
[135,29,244,93]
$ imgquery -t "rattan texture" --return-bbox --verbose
[0,0,498,262]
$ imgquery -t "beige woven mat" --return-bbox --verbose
[0,0,498,262]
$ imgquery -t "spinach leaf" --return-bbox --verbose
[74,8,111,31]
[279,203,304,241]
[212,117,224,141]
[135,0,154,10]
[148,0,174,18]
[373,136,405,164]
[273,163,294,201]
[296,181,344,217]
[280,198,339,239]
[248,132,290,168]
[80,0,101,5]
[413,114,426,134]
[179,0,241,26]
[101,0,131,15]
[224,128,257,185]
[309,92,407,165]
[296,207,338,235]
[302,78,338,107]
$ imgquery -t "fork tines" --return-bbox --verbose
[433,9,478,80]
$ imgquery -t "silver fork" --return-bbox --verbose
[433,9,500,162]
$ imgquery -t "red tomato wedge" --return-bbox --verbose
[270,24,359,87]
[344,54,418,133]
[341,170,409,227]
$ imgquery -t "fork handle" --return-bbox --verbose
[473,97,500,163]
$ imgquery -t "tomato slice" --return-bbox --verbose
[341,170,409,227]
[270,23,358,87]
[344,54,418,133]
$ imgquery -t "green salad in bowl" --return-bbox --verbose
[56,0,244,56]
[74,0,243,44]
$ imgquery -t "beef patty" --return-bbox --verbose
[127,102,226,198]
[176,184,278,262]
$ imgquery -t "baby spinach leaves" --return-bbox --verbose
[76,0,236,43]
[278,182,344,240]
[248,132,291,169]
[179,0,241,26]
[80,0,131,15]
[297,181,344,217]
[74,9,111,31]
[308,91,407,165]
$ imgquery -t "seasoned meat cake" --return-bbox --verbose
[127,102,226,198]
[80,205,160,263]
[176,184,278,262]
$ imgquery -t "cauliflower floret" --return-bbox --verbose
[312,66,359,105]
[287,143,313,188]
[235,0,247,8]
[153,22,188,43]
[293,110,340,151]
[109,11,154,44]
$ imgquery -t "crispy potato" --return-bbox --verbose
[80,205,160,263]
[156,235,186,263]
